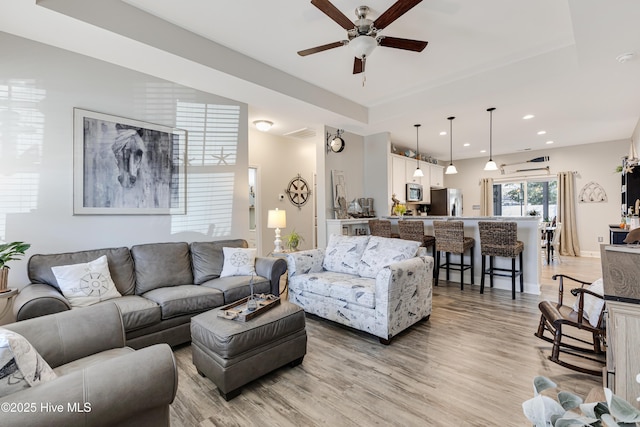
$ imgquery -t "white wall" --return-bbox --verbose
[0,33,249,291]
[321,127,365,246]
[248,129,315,256]
[442,139,629,256]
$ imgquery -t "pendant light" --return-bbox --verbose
[484,107,499,171]
[413,124,424,178]
[445,116,458,175]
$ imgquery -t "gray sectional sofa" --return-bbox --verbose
[1,303,177,427]
[13,239,287,349]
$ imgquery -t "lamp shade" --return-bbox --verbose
[484,160,498,171]
[267,208,286,229]
[348,36,377,59]
[445,164,458,175]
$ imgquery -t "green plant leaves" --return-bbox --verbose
[534,376,558,395]
[0,241,31,269]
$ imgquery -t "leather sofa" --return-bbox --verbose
[286,235,433,344]
[0,303,177,427]
[13,239,287,349]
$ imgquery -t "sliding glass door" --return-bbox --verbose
[493,178,557,220]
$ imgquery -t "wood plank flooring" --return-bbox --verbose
[169,256,604,426]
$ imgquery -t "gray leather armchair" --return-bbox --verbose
[1,303,178,426]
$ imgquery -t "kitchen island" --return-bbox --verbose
[382,216,541,295]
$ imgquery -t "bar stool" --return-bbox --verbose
[398,220,435,255]
[478,221,524,300]
[433,220,475,289]
[369,219,392,237]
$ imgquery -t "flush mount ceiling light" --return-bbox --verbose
[484,107,499,171]
[445,116,458,175]
[537,130,547,135]
[253,120,273,132]
[522,114,535,120]
[413,124,424,178]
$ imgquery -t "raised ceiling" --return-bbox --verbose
[3,0,640,160]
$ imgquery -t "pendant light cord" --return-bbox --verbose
[448,116,455,165]
[415,124,420,167]
[488,107,495,160]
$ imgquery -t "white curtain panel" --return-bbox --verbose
[557,171,580,256]
[480,178,494,216]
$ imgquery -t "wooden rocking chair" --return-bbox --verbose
[534,274,606,376]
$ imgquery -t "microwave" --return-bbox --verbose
[406,183,423,202]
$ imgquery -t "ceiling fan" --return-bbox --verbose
[298,0,428,74]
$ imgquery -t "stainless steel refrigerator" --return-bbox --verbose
[429,188,463,216]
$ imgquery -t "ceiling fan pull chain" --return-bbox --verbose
[362,73,366,87]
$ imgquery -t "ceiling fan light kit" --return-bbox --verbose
[484,107,499,171]
[299,0,428,77]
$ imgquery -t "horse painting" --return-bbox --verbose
[112,128,145,189]
[80,115,178,211]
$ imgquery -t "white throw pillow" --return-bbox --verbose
[572,278,605,328]
[357,236,421,279]
[51,255,122,308]
[0,328,57,397]
[322,234,370,275]
[220,247,257,277]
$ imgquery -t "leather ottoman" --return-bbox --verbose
[191,300,307,400]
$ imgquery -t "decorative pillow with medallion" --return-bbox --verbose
[220,247,257,277]
[0,328,57,397]
[51,255,122,308]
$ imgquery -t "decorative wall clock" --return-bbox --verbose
[286,174,312,208]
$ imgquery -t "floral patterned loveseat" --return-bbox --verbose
[286,234,433,344]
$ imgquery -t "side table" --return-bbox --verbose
[0,288,18,322]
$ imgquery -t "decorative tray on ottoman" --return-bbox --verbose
[217,294,281,322]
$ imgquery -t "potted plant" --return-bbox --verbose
[0,241,30,291]
[283,230,304,252]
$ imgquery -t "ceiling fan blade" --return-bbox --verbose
[353,57,364,74]
[310,0,354,30]
[374,0,423,30]
[379,36,428,52]
[297,41,345,56]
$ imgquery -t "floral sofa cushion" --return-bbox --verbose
[357,236,421,279]
[322,235,370,276]
[290,271,376,309]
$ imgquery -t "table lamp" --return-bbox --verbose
[267,208,287,253]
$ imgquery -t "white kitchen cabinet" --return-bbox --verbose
[391,153,435,203]
[430,164,444,188]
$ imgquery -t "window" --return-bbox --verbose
[493,179,557,220]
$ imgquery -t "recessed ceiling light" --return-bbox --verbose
[439,131,447,136]
[546,140,554,145]
[463,143,470,147]
[537,130,546,135]
[480,149,487,153]
[523,114,535,120]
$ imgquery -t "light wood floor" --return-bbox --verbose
[170,256,604,426]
